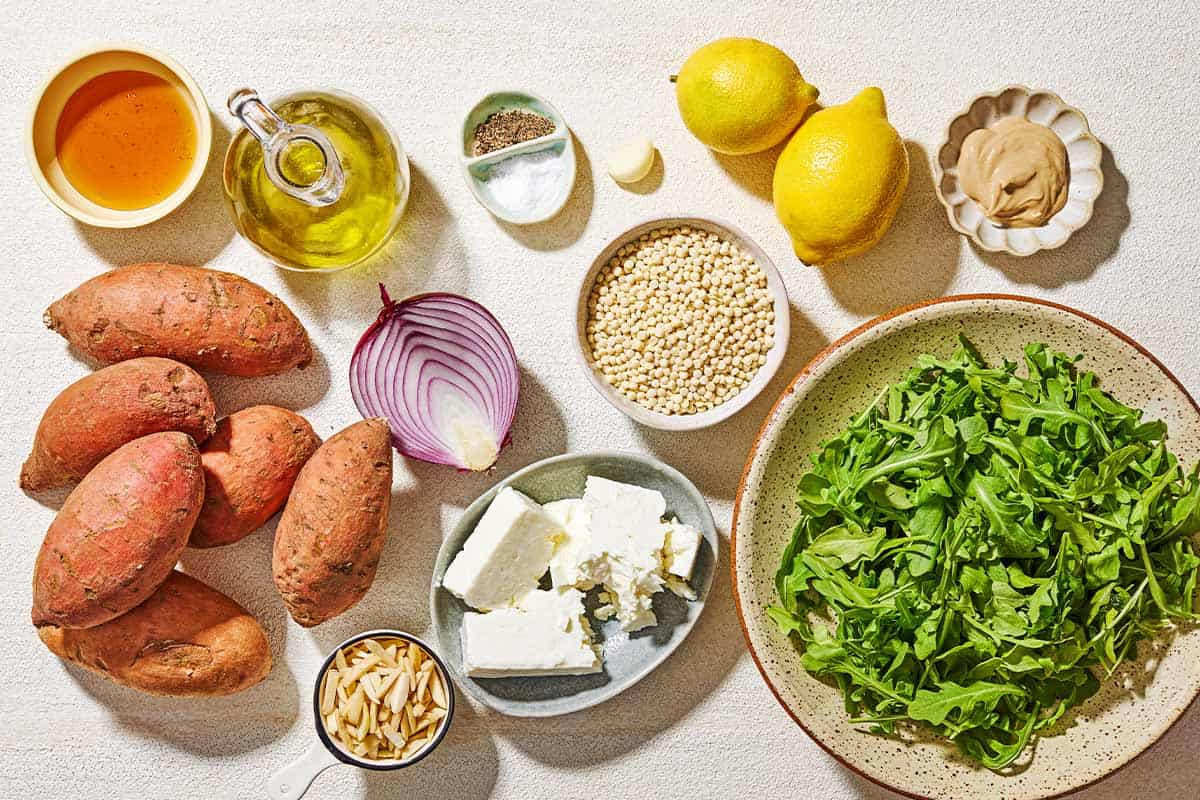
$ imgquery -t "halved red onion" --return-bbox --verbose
[350,286,519,471]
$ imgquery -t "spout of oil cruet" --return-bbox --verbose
[227,88,345,207]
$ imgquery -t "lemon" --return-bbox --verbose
[773,87,909,264]
[675,38,819,155]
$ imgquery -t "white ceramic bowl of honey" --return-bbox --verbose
[26,43,213,228]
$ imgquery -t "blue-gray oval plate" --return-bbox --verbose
[429,450,717,717]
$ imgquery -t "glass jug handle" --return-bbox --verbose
[228,88,345,207]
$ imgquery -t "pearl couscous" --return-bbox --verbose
[585,226,775,415]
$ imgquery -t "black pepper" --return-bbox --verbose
[471,110,556,156]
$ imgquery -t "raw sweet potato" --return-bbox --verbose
[37,570,271,696]
[272,418,393,626]
[20,357,216,492]
[32,431,203,629]
[190,405,321,548]
[44,262,313,377]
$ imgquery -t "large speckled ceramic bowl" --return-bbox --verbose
[732,295,1200,800]
[431,451,716,717]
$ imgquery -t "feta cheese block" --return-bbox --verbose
[582,476,665,556]
[461,588,602,677]
[442,487,563,610]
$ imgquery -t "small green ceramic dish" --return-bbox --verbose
[732,294,1200,800]
[430,450,716,717]
[458,90,576,225]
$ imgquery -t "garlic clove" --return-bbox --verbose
[607,137,656,184]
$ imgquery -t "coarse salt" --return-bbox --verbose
[483,150,565,216]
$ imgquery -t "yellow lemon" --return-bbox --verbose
[773,87,909,264]
[675,38,819,155]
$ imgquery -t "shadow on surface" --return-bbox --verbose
[821,141,961,315]
[278,160,465,329]
[205,345,333,417]
[60,543,298,758]
[75,114,236,267]
[618,150,665,195]
[977,144,1129,288]
[711,138,786,205]
[497,134,594,250]
[499,533,740,767]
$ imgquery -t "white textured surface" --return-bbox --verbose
[1,2,1196,798]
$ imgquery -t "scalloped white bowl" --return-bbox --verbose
[934,87,1103,256]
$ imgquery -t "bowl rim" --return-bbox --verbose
[573,214,791,431]
[428,448,718,717]
[932,85,1104,256]
[24,41,214,229]
[310,629,455,770]
[729,292,1200,800]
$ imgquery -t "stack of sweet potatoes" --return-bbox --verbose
[23,263,394,697]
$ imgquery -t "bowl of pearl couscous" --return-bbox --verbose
[575,216,789,431]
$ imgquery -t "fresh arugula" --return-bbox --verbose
[770,338,1200,769]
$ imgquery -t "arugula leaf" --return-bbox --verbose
[907,680,1022,726]
[771,339,1199,770]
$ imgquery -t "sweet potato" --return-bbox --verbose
[190,405,321,548]
[32,432,203,629]
[20,357,216,492]
[37,570,271,696]
[44,262,312,377]
[273,418,393,626]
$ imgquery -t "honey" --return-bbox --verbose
[55,70,196,210]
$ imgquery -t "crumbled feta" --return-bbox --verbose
[543,498,594,589]
[662,518,701,580]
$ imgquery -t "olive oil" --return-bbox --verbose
[223,91,406,271]
[56,70,196,210]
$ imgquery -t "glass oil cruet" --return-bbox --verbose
[223,87,410,272]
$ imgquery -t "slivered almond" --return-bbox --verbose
[376,668,400,699]
[404,704,416,737]
[400,708,412,739]
[405,653,417,688]
[354,704,370,740]
[361,674,382,704]
[415,671,430,704]
[430,673,447,708]
[342,654,381,685]
[344,685,366,725]
[364,638,397,668]
[388,672,410,714]
[381,723,405,748]
[321,670,339,715]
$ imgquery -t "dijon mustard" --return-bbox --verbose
[957,117,1069,228]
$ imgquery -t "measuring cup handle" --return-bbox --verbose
[266,739,341,800]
